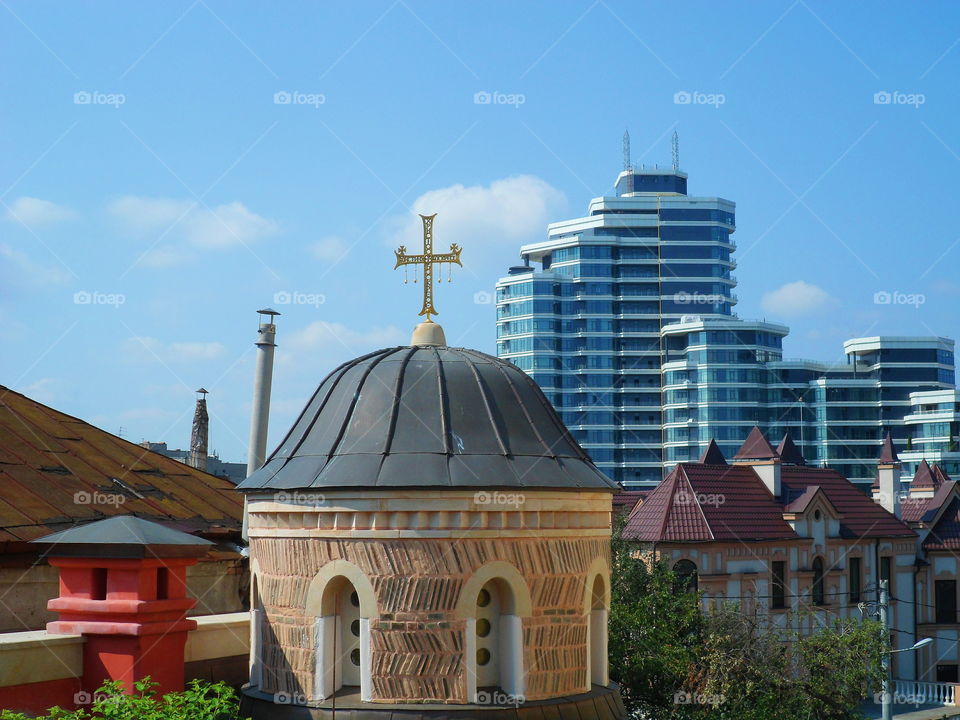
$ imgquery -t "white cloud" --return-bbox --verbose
[108,196,279,249]
[4,196,75,226]
[310,235,349,262]
[761,280,836,317]
[121,336,226,364]
[20,378,59,404]
[286,321,406,358]
[389,175,566,260]
[0,243,70,286]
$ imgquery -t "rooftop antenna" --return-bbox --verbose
[622,128,631,171]
[672,129,680,171]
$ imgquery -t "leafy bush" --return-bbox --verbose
[0,678,248,720]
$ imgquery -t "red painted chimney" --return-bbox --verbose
[32,516,213,697]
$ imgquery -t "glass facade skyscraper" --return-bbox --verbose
[496,166,737,486]
[496,163,955,490]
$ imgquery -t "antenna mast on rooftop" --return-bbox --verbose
[622,128,631,171]
[672,129,679,171]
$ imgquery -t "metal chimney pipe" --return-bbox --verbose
[188,388,209,472]
[246,309,280,477]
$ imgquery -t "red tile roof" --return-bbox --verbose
[733,426,778,460]
[698,439,727,465]
[922,494,960,550]
[902,481,957,524]
[912,459,938,489]
[623,463,795,543]
[781,466,913,538]
[0,385,243,547]
[613,490,647,517]
[933,465,953,486]
[622,460,914,543]
[879,432,899,464]
[776,433,806,466]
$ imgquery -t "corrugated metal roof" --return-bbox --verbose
[0,385,243,545]
[238,346,618,493]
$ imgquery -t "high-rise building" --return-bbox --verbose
[496,164,737,486]
[496,155,955,490]
[661,320,954,487]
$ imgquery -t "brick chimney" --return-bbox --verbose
[732,426,781,498]
[877,431,902,518]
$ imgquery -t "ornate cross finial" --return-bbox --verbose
[394,214,462,321]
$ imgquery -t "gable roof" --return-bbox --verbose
[780,466,914,539]
[733,426,779,461]
[923,494,960,551]
[782,485,840,518]
[902,480,958,524]
[699,439,727,465]
[0,385,243,545]
[622,463,795,543]
[776,433,806,465]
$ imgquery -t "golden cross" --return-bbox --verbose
[394,213,462,321]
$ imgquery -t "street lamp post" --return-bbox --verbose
[879,578,933,720]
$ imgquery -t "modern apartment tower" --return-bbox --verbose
[497,152,955,490]
[496,163,737,485]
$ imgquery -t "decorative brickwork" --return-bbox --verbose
[250,519,610,704]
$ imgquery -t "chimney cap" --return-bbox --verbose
[257,308,281,316]
[195,387,209,395]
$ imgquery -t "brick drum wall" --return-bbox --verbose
[252,535,609,704]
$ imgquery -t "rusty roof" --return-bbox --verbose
[0,385,243,546]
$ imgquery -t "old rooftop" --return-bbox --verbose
[0,385,242,546]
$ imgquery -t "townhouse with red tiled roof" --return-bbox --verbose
[624,427,921,681]
[871,435,960,684]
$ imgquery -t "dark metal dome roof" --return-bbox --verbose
[238,346,617,493]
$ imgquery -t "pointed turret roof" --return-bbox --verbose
[733,426,778,461]
[933,464,952,486]
[776,433,806,466]
[698,439,727,465]
[912,459,938,489]
[879,431,899,464]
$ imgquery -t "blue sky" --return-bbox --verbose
[3,1,960,463]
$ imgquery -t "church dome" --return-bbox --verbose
[238,345,617,492]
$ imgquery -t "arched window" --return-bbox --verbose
[673,560,698,594]
[317,577,362,695]
[306,562,376,703]
[812,557,825,605]
[471,579,524,701]
[587,574,608,689]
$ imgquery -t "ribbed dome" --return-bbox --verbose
[238,346,617,492]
